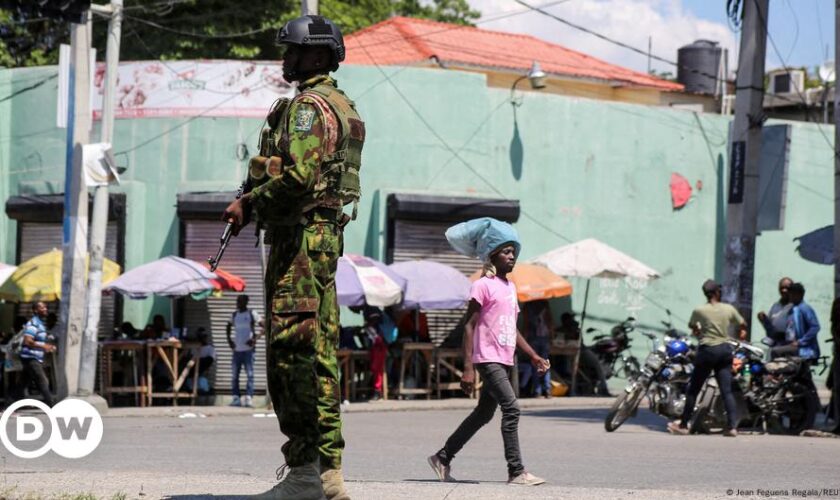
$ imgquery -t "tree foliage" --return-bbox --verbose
[0,0,481,68]
[0,11,67,67]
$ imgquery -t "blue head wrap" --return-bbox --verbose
[445,217,521,262]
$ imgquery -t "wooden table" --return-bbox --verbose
[434,347,481,399]
[98,340,147,407]
[336,349,388,402]
[395,342,434,400]
[550,340,581,396]
[145,339,200,406]
[337,349,352,401]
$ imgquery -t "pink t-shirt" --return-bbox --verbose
[470,276,520,366]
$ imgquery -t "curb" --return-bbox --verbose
[102,396,615,418]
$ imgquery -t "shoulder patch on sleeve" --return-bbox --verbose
[294,105,316,132]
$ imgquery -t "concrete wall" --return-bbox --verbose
[0,63,835,368]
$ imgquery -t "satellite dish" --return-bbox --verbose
[818,61,835,84]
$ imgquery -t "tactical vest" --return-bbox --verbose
[252,81,365,222]
[303,82,365,220]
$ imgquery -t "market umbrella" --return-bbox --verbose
[0,263,17,288]
[794,225,833,265]
[389,260,471,310]
[531,238,659,327]
[104,256,216,299]
[469,263,573,303]
[532,238,660,281]
[0,249,121,302]
[201,263,247,292]
[531,238,658,395]
[337,254,406,307]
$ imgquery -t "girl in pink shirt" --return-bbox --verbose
[428,241,550,486]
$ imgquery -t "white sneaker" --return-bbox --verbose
[243,395,253,407]
[508,471,546,486]
[427,454,456,482]
[229,396,241,407]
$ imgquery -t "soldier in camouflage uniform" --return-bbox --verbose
[223,15,364,500]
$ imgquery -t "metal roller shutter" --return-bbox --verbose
[18,221,119,338]
[182,220,267,396]
[390,219,480,345]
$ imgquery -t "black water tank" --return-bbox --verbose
[677,40,722,95]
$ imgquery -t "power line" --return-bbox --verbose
[346,23,574,244]
[125,27,278,96]
[509,0,826,127]
[423,97,511,189]
[752,0,836,157]
[782,0,799,65]
[813,0,827,60]
[339,0,578,52]
[123,13,276,39]
[0,73,57,103]
[512,0,732,87]
[114,90,246,156]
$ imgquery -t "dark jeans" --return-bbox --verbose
[232,350,255,398]
[18,358,55,407]
[680,343,737,430]
[439,363,524,477]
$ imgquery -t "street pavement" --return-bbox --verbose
[0,397,838,500]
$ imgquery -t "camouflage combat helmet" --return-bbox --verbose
[276,15,345,71]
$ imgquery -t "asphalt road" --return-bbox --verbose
[0,404,838,499]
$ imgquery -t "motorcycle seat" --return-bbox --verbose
[764,358,800,375]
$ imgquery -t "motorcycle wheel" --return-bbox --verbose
[766,382,819,435]
[689,405,712,434]
[604,383,645,432]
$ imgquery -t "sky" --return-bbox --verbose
[468,0,834,79]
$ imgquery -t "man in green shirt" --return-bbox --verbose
[668,280,747,437]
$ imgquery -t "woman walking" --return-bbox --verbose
[427,218,550,486]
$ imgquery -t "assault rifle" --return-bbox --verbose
[208,181,247,272]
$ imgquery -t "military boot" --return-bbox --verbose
[320,468,351,500]
[253,461,326,500]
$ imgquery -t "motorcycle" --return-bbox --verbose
[604,328,695,432]
[689,340,821,435]
[584,317,642,384]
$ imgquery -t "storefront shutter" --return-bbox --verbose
[18,221,119,338]
[181,220,267,396]
[390,219,478,345]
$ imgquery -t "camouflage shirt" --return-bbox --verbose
[249,74,340,225]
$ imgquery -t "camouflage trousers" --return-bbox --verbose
[264,214,343,470]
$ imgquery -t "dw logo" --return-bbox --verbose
[0,399,104,459]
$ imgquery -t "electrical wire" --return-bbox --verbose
[123,13,275,39]
[813,0,827,60]
[782,0,799,65]
[125,27,280,97]
[422,96,512,189]
[0,73,57,103]
[753,0,836,157]
[512,0,732,88]
[347,18,576,244]
[114,90,245,156]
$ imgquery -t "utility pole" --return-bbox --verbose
[722,0,768,338]
[78,0,121,403]
[58,11,93,399]
[301,0,318,16]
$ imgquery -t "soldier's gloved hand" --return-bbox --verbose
[222,194,252,236]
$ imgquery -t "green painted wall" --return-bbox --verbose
[0,64,835,371]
